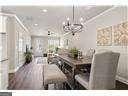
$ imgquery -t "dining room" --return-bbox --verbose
[46,5,128,90]
[0,5,128,90]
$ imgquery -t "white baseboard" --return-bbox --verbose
[116,75,128,85]
[9,69,15,73]
[9,64,24,73]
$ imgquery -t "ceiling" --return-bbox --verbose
[2,6,112,36]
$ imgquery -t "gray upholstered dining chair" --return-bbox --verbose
[75,51,120,90]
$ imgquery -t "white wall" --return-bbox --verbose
[0,13,31,89]
[15,19,31,70]
[63,6,128,84]
[6,15,31,73]
[6,16,16,72]
[0,15,9,89]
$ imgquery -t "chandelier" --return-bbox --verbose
[63,5,84,35]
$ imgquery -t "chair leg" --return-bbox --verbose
[53,82,66,90]
[44,84,48,90]
[54,83,57,89]
[77,82,80,89]
[63,82,67,90]
[74,80,79,90]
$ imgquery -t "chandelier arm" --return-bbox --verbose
[73,5,75,22]
[63,5,84,35]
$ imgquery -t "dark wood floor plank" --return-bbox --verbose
[9,64,31,89]
[8,58,44,90]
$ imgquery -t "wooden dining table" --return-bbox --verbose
[55,54,92,89]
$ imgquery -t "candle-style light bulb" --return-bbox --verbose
[62,22,65,25]
[67,17,70,21]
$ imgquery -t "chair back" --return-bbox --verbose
[89,51,120,89]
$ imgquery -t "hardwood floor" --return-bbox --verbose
[8,58,44,90]
[8,57,128,90]
[115,80,128,90]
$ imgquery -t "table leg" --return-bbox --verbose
[72,67,76,89]
[44,84,48,90]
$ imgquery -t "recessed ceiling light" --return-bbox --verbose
[34,23,38,26]
[62,22,65,25]
[42,9,47,12]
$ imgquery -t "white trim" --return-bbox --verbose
[84,6,116,24]
[14,15,29,33]
[0,6,2,12]
[116,75,128,85]
[0,12,15,17]
[9,63,24,73]
[0,12,29,34]
[9,69,15,73]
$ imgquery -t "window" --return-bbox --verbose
[0,16,7,32]
[18,38,23,52]
[48,37,60,51]
[0,15,7,60]
[35,39,43,52]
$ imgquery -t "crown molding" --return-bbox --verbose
[0,12,29,34]
[84,6,117,24]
